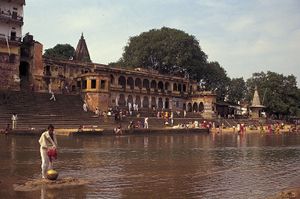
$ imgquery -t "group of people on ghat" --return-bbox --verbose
[80,100,300,135]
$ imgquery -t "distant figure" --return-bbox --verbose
[1,124,11,135]
[49,91,56,101]
[95,107,99,116]
[39,124,58,179]
[128,102,132,112]
[65,85,69,93]
[114,125,122,135]
[77,125,83,132]
[128,121,135,129]
[183,110,187,118]
[157,111,160,118]
[11,113,18,129]
[237,123,241,134]
[170,112,174,126]
[83,102,88,112]
[144,117,149,129]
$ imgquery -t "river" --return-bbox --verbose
[0,133,299,199]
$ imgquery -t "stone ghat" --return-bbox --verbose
[72,127,210,136]
[14,177,89,192]
[2,127,210,136]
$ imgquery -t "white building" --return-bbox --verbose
[0,0,24,40]
[0,0,25,90]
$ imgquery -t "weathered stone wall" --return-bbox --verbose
[0,43,20,91]
[83,92,109,112]
[0,62,20,90]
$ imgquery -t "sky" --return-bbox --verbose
[23,0,300,85]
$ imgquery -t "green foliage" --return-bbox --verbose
[114,27,231,101]
[199,62,230,101]
[246,71,300,118]
[44,44,75,60]
[111,27,300,113]
[227,77,246,104]
[115,27,207,75]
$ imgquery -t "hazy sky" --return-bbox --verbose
[23,0,300,84]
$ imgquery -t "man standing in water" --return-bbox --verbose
[11,113,18,129]
[39,124,58,179]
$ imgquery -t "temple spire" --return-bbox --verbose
[251,86,263,107]
[74,33,91,62]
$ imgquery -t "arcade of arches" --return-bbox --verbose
[114,93,208,112]
[115,75,188,92]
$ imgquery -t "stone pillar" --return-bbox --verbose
[115,75,119,86]
[149,97,152,108]
[141,96,144,107]
[115,96,119,106]
[125,95,128,106]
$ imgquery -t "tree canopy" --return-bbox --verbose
[246,71,300,118]
[200,62,230,101]
[111,27,300,117]
[227,77,246,104]
[114,27,208,76]
[111,27,230,100]
[44,44,75,60]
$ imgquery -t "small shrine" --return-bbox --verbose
[249,86,265,118]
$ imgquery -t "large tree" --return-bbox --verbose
[200,61,230,101]
[246,71,300,118]
[44,44,75,60]
[227,77,246,104]
[114,27,208,76]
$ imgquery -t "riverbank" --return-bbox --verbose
[1,125,298,136]
[1,127,210,136]
[210,125,295,134]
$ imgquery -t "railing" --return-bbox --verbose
[0,11,23,24]
[0,34,22,43]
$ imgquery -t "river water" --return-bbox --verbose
[0,133,299,199]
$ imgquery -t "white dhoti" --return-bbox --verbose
[40,147,52,178]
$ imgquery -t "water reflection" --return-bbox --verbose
[0,133,299,198]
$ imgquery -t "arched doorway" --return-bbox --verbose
[128,95,133,106]
[165,98,169,109]
[19,61,30,90]
[173,83,177,91]
[135,96,141,108]
[183,103,186,111]
[178,84,182,92]
[151,97,156,108]
[193,102,198,112]
[135,78,142,89]
[110,74,115,85]
[143,79,150,90]
[183,84,187,92]
[127,77,134,90]
[199,102,204,112]
[143,96,149,108]
[118,94,126,107]
[165,82,170,91]
[158,81,164,91]
[151,80,157,89]
[158,98,163,109]
[118,76,126,89]
[187,103,192,112]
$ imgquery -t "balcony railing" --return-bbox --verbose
[0,34,22,43]
[0,11,23,25]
